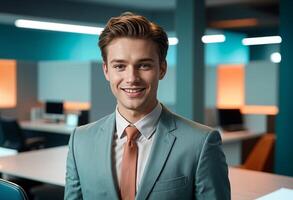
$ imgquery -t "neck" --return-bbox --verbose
[118,102,158,124]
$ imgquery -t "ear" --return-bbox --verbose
[159,60,167,80]
[103,62,110,81]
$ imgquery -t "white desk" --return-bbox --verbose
[0,146,67,186]
[221,130,264,143]
[20,120,75,135]
[0,146,292,199]
[230,168,293,200]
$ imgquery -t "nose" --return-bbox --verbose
[126,66,140,83]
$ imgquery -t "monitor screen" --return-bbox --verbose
[45,102,63,114]
[218,108,244,131]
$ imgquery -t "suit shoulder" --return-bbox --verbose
[168,112,221,145]
[172,112,215,135]
[74,113,114,135]
[164,111,222,161]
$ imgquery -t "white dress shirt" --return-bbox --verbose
[112,103,162,191]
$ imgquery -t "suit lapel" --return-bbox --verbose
[95,113,120,199]
[136,107,177,200]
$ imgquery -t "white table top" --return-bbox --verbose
[20,120,75,135]
[0,146,67,186]
[230,167,293,200]
[1,146,293,199]
[221,130,264,144]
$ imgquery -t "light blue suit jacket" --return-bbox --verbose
[65,106,230,199]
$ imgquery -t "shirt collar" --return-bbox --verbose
[115,103,162,140]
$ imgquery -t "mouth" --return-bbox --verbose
[121,87,145,97]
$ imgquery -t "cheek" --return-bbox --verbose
[147,74,160,87]
[109,76,122,89]
[109,81,119,97]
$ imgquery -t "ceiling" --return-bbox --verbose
[65,0,278,10]
[64,0,176,10]
[0,0,279,35]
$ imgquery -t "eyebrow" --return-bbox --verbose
[110,59,126,64]
[137,58,155,62]
[110,58,155,64]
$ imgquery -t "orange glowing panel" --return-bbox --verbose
[217,64,244,109]
[210,18,258,29]
[0,60,17,108]
[241,105,278,115]
[64,102,91,111]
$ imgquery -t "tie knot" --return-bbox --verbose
[125,126,139,141]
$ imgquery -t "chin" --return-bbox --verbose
[125,103,145,111]
[121,100,147,112]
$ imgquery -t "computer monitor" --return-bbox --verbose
[44,101,64,121]
[78,110,89,126]
[218,108,245,131]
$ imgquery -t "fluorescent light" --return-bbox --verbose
[15,19,180,46]
[270,52,281,63]
[242,36,282,46]
[15,19,104,35]
[201,34,225,43]
[168,37,178,45]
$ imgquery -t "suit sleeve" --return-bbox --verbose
[64,129,83,200]
[195,130,231,200]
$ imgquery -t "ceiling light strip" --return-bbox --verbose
[15,19,179,45]
[201,34,225,43]
[168,37,178,45]
[15,19,104,35]
[242,36,282,46]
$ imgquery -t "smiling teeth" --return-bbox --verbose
[124,89,143,93]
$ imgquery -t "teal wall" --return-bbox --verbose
[250,44,280,61]
[248,28,280,62]
[157,29,248,68]
[175,0,205,122]
[205,29,249,66]
[276,0,293,176]
[0,24,100,61]
[0,24,177,63]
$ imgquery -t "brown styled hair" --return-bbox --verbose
[98,12,169,63]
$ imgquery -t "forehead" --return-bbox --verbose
[106,38,159,62]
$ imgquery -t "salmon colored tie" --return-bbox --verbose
[120,125,139,200]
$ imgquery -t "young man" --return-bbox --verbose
[65,13,230,200]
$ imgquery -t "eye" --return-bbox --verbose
[138,63,152,70]
[113,64,126,71]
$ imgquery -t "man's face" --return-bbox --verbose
[103,37,166,116]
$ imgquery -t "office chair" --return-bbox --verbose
[0,118,45,152]
[0,178,29,200]
[30,184,65,200]
[239,133,276,172]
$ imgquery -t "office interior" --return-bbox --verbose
[0,0,293,199]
